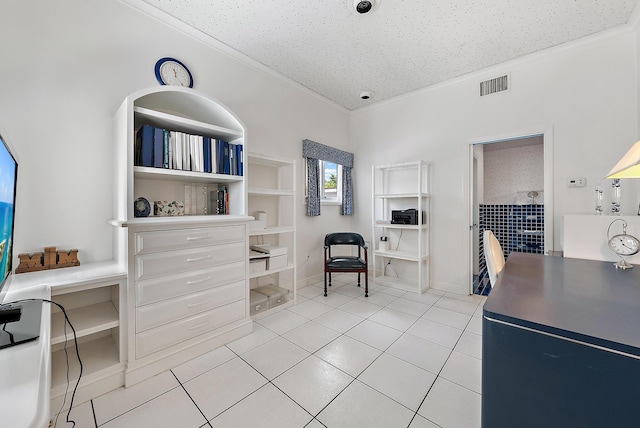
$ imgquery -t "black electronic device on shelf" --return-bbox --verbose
[391,208,423,225]
[0,131,42,349]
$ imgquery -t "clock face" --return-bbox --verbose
[155,58,193,88]
[608,233,640,256]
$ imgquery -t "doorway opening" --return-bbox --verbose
[469,132,553,295]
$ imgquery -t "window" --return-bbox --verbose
[320,160,342,204]
[302,139,353,216]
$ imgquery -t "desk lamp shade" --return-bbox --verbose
[607,140,640,179]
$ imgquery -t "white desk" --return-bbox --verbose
[0,261,126,428]
[0,277,51,428]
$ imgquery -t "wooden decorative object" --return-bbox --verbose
[16,246,80,274]
[15,252,46,273]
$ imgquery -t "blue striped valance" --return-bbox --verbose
[302,139,353,168]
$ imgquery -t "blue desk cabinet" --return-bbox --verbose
[482,253,640,427]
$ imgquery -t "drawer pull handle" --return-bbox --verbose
[186,277,212,285]
[187,321,210,331]
[187,299,211,308]
[186,255,211,263]
[187,235,211,241]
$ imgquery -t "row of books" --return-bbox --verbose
[135,125,243,175]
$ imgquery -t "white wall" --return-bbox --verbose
[0,0,352,280]
[350,28,638,294]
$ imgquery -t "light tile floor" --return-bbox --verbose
[54,275,486,428]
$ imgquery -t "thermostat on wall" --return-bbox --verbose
[568,177,586,187]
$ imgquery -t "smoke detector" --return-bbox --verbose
[348,0,381,15]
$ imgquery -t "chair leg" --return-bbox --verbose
[364,271,368,297]
[357,272,361,287]
[324,271,328,297]
[328,272,332,287]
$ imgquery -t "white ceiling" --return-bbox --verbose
[140,0,640,110]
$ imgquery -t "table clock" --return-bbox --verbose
[607,218,639,269]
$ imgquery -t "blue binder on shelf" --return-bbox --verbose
[222,141,230,174]
[229,143,235,175]
[153,127,164,168]
[203,136,212,173]
[136,125,154,167]
[236,144,243,176]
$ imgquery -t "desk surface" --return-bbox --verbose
[484,252,640,357]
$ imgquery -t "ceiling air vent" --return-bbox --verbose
[480,74,509,97]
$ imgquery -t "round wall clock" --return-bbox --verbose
[154,57,193,88]
[607,218,639,269]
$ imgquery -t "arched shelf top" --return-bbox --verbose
[126,86,245,136]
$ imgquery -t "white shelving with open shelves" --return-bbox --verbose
[10,261,129,412]
[113,87,247,223]
[372,160,430,293]
[246,152,296,315]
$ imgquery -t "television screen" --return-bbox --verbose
[0,134,16,301]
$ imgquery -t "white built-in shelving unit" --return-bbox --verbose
[9,261,127,412]
[112,87,252,386]
[371,160,430,293]
[246,152,296,316]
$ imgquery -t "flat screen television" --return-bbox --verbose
[0,133,17,301]
[0,132,41,349]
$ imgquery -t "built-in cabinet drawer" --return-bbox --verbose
[136,280,245,332]
[135,300,246,358]
[130,223,249,364]
[136,261,245,306]
[134,225,245,255]
[134,242,245,281]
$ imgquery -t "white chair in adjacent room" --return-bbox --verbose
[483,230,506,287]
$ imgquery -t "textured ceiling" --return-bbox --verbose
[140,0,639,110]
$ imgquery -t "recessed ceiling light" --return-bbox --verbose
[360,90,374,100]
[348,0,381,15]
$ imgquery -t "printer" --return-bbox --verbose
[391,208,424,225]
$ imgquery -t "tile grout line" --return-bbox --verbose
[169,369,214,428]
[90,399,98,428]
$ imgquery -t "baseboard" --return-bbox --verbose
[429,280,470,295]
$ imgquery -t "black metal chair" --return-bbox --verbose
[324,232,368,297]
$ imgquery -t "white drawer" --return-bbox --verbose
[134,225,245,255]
[136,280,245,332]
[136,261,245,306]
[134,242,245,281]
[135,300,246,358]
